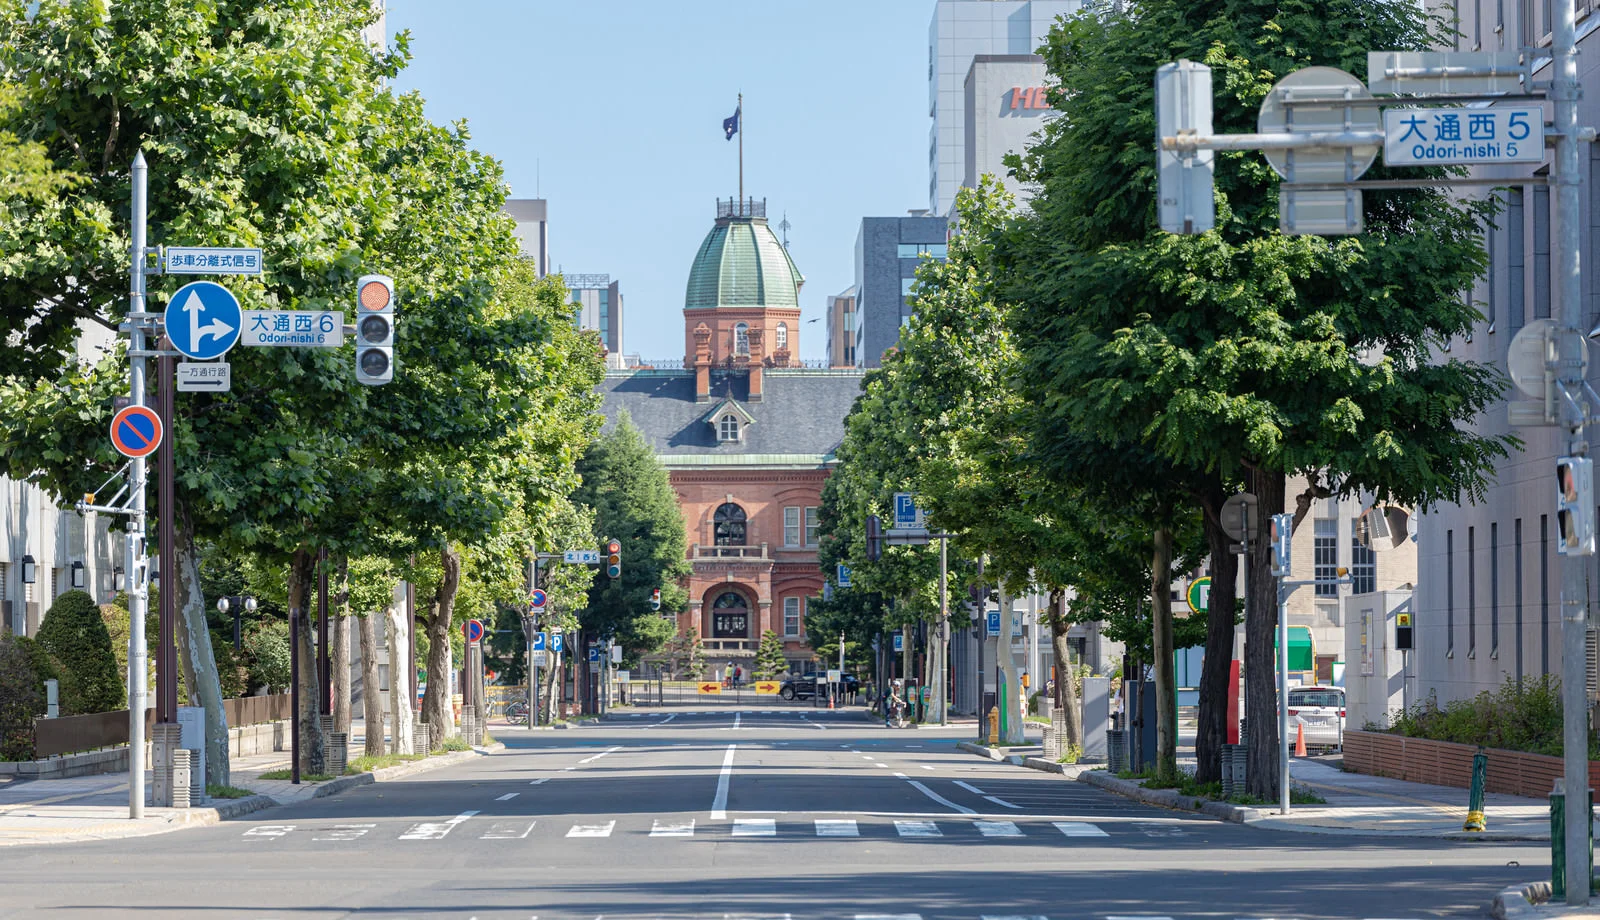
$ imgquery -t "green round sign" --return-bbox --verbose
[1186,576,1212,614]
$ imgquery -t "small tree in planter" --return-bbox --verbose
[36,590,122,714]
[754,630,787,680]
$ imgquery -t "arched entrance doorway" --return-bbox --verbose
[709,589,751,641]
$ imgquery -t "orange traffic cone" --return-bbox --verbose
[1294,721,1307,758]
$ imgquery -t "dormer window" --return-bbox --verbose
[719,414,740,442]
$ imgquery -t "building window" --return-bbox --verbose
[712,592,750,639]
[718,414,739,442]
[896,243,948,259]
[784,507,801,547]
[1314,518,1338,597]
[901,277,916,296]
[1349,519,1376,594]
[1508,187,1525,332]
[734,322,749,355]
[784,596,802,637]
[775,322,787,350]
[805,507,819,546]
[714,503,746,546]
[1467,525,1476,655]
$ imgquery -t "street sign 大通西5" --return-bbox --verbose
[1383,106,1543,166]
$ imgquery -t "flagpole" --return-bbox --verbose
[738,92,744,210]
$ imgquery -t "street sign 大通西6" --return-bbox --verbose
[243,310,344,347]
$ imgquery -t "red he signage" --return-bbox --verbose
[1010,86,1050,110]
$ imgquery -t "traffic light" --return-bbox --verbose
[866,514,883,562]
[1270,512,1293,576]
[650,588,661,611]
[1556,456,1595,556]
[354,273,395,385]
[606,539,621,578]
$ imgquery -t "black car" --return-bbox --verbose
[778,672,860,700]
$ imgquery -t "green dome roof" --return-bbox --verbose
[685,215,803,309]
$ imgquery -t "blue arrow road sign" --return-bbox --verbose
[531,632,547,652]
[986,611,1001,637]
[551,634,564,653]
[164,281,242,360]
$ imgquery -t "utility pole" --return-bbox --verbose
[126,151,151,819]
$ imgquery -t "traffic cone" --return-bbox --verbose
[1294,721,1307,758]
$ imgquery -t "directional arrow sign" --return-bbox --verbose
[697,682,722,695]
[164,281,241,360]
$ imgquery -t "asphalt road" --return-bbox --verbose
[0,706,1544,919]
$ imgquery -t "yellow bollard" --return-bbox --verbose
[987,706,1000,745]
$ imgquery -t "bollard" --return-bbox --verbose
[1550,779,1597,899]
[1463,747,1488,832]
[987,706,1000,746]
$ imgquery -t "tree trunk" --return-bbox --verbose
[289,548,326,775]
[996,587,1025,745]
[385,601,413,756]
[1195,483,1240,784]
[419,544,461,738]
[1048,589,1082,753]
[332,612,351,735]
[172,515,230,788]
[358,609,385,757]
[1245,469,1286,799]
[1151,525,1178,780]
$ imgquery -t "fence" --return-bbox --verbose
[28,694,291,760]
[1343,729,1600,798]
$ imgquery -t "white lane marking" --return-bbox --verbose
[646,713,678,728]
[919,765,936,771]
[710,743,736,819]
[984,795,1021,809]
[244,825,294,838]
[651,819,695,837]
[311,824,374,841]
[579,746,622,764]
[894,772,908,779]
[734,712,741,730]
[562,766,577,772]
[954,780,987,795]
[495,793,519,801]
[400,810,479,840]
[565,821,616,838]
[856,915,922,920]
[861,756,875,761]
[529,777,550,785]
[874,762,889,768]
[1054,821,1109,837]
[815,819,859,837]
[981,916,1048,920]
[975,820,1023,837]
[732,818,776,837]
[480,821,536,839]
[893,820,942,837]
[1107,916,1173,920]
[906,779,977,815]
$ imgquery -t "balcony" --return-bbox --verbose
[692,543,769,561]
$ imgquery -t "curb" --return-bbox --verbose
[1491,881,1550,920]
[955,741,1015,763]
[1077,768,1248,822]
[246,742,505,805]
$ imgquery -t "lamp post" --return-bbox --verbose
[215,595,259,651]
[20,554,36,585]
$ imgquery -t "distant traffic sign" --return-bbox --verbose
[588,647,601,663]
[1383,106,1542,166]
[163,246,263,276]
[1186,576,1212,615]
[836,564,852,588]
[893,634,903,652]
[463,619,485,644]
[697,682,722,695]
[242,310,344,347]
[165,281,242,360]
[893,493,925,529]
[528,588,547,610]
[110,405,163,459]
[754,680,779,694]
[176,361,231,393]
[986,611,1001,637]
[531,632,547,651]
[564,550,601,564]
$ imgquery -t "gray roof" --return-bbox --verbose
[599,369,865,468]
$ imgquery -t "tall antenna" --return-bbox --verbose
[779,212,791,248]
[738,91,744,206]
[536,158,541,198]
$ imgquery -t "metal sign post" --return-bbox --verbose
[127,152,151,819]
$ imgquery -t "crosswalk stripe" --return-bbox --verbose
[855,915,923,920]
[243,825,294,838]
[495,792,519,801]
[311,824,373,841]
[651,819,695,837]
[480,821,536,839]
[975,820,1022,837]
[814,819,859,837]
[400,810,478,841]
[732,818,776,836]
[566,821,615,838]
[894,820,941,837]
[980,915,1048,920]
[1053,821,1109,838]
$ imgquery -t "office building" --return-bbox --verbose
[825,286,858,368]
[853,214,948,368]
[928,0,1082,215]
[504,198,549,277]
[964,55,1055,206]
[567,274,623,357]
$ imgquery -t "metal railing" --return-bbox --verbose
[691,543,768,560]
[717,197,767,219]
[30,694,291,760]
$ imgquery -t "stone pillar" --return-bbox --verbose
[328,731,349,776]
[150,722,185,808]
[413,716,429,755]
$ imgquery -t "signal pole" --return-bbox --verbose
[126,151,151,819]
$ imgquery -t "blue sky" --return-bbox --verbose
[385,1,932,362]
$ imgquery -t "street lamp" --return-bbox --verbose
[113,566,125,593]
[20,555,36,584]
[216,595,259,650]
[70,561,85,589]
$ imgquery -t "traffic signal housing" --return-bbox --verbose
[606,539,621,578]
[355,274,395,385]
[865,514,883,562]
[1270,512,1292,576]
[1556,456,1595,556]
[650,588,661,611]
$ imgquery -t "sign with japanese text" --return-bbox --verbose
[1383,106,1543,166]
[242,310,344,347]
[164,246,263,275]
[176,361,231,393]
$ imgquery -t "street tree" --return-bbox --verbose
[1004,0,1513,795]
[754,630,787,680]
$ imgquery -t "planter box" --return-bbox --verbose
[1344,729,1600,798]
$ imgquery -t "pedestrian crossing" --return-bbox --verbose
[240,816,1121,844]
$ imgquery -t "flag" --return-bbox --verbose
[723,105,740,141]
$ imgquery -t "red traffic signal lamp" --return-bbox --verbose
[354,274,395,385]
[606,539,622,578]
[650,588,661,610]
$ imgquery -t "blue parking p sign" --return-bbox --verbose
[531,632,547,652]
[986,611,1001,637]
[893,634,903,652]
[551,633,564,653]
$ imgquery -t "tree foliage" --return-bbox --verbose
[36,590,123,714]
[754,630,787,680]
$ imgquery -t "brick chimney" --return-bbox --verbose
[746,327,764,402]
[693,323,712,402]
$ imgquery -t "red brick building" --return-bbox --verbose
[599,199,863,673]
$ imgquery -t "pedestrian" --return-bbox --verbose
[733,664,742,687]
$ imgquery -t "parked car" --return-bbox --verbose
[779,673,860,701]
[1287,685,1346,749]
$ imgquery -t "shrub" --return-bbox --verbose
[36,590,123,714]
[243,620,291,693]
[1386,676,1594,757]
[0,635,55,760]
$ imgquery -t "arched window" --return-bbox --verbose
[734,322,749,355]
[711,591,750,638]
[719,414,740,442]
[775,322,788,350]
[714,502,747,545]
[713,591,748,609]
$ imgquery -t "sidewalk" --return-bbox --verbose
[0,727,494,847]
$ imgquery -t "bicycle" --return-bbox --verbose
[504,699,529,725]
